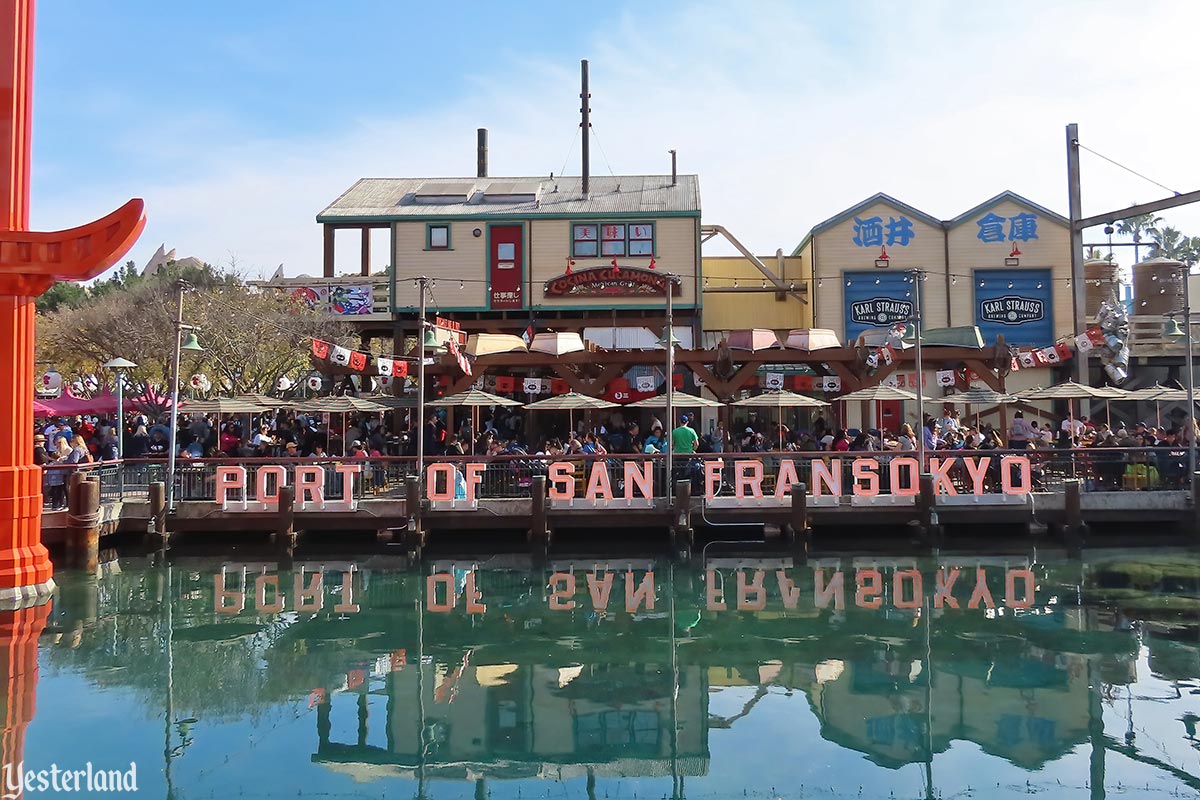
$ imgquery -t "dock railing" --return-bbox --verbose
[38,446,1194,509]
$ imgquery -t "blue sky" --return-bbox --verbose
[29,0,1200,279]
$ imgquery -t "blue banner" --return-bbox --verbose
[843,271,917,343]
[973,269,1053,347]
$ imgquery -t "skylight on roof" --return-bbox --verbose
[412,181,476,204]
[481,180,540,203]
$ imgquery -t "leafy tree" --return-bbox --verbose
[36,266,357,398]
[35,281,87,313]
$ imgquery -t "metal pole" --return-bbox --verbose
[416,277,428,491]
[1066,124,1088,388]
[116,368,125,497]
[666,273,675,488]
[165,282,185,512]
[1185,274,1196,479]
[912,269,926,468]
[580,60,590,196]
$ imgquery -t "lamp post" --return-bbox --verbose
[415,276,434,488]
[907,268,927,467]
[102,356,137,461]
[165,281,203,512]
[659,273,681,486]
[1163,266,1196,479]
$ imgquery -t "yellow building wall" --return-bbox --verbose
[700,255,811,331]
[391,219,491,309]
[811,201,949,338]
[947,199,1072,340]
[529,217,699,308]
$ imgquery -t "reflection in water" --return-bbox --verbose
[7,550,1200,798]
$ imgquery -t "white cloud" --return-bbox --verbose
[32,0,1200,280]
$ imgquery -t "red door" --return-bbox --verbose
[489,225,523,310]
[878,400,901,432]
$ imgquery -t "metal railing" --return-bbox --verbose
[36,446,1194,510]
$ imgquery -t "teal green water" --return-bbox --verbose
[22,550,1200,798]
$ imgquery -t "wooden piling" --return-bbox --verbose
[917,474,942,548]
[148,480,167,537]
[530,475,549,562]
[671,480,693,561]
[274,486,297,558]
[789,482,810,563]
[1065,478,1087,554]
[65,475,100,572]
[403,475,425,562]
[1191,472,1200,533]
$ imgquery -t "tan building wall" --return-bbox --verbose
[391,219,492,309]
[947,198,1072,341]
[700,255,812,331]
[810,200,949,339]
[390,217,699,311]
[529,217,699,309]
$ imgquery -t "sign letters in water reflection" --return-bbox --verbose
[213,564,1039,615]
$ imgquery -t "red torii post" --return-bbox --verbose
[0,0,145,604]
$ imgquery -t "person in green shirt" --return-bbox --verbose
[671,413,699,455]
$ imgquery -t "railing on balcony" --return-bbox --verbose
[1127,314,1200,357]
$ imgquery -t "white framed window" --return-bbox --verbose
[572,224,598,257]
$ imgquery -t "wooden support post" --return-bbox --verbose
[1065,478,1087,555]
[917,474,941,548]
[1191,472,1200,534]
[404,474,424,562]
[671,479,693,561]
[65,475,99,572]
[323,224,335,277]
[148,480,167,549]
[274,486,296,559]
[789,482,810,564]
[530,475,549,563]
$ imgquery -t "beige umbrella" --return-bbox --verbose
[432,388,524,443]
[728,329,781,351]
[297,395,388,455]
[625,391,724,409]
[180,398,271,414]
[1124,384,1190,427]
[943,388,1017,429]
[837,385,933,403]
[733,390,828,450]
[231,393,289,408]
[524,391,616,439]
[784,328,842,351]
[837,385,934,436]
[529,331,585,356]
[465,333,528,357]
[1018,381,1122,429]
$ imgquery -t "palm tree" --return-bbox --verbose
[1145,225,1196,263]
[1116,211,1162,264]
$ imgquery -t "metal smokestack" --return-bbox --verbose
[669,149,677,185]
[476,128,488,178]
[580,59,590,197]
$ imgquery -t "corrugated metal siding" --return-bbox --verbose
[319,175,700,221]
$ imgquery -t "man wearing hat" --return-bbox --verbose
[672,413,699,455]
[33,433,48,466]
[284,441,300,457]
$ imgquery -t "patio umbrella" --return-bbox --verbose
[943,388,1017,429]
[524,391,617,439]
[732,390,828,449]
[231,393,289,408]
[298,396,388,455]
[529,331,585,356]
[727,329,781,351]
[1124,384,1191,427]
[625,391,724,409]
[432,388,524,445]
[836,385,933,437]
[783,328,842,351]
[1018,381,1122,429]
[465,333,527,357]
[180,398,272,414]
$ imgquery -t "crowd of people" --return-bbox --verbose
[33,401,1199,508]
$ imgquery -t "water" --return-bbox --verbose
[13,548,1200,799]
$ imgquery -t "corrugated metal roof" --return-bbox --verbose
[317,174,701,222]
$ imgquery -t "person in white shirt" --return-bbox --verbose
[937,408,959,436]
[1061,416,1085,442]
[1007,411,1032,449]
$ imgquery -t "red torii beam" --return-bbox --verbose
[0,0,145,604]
